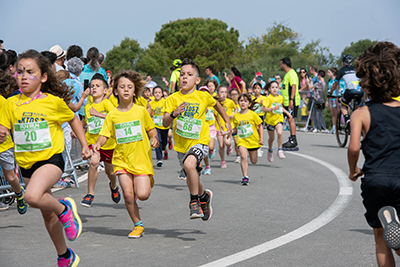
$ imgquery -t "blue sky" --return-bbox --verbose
[2,0,399,58]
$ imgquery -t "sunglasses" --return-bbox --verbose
[300,71,306,73]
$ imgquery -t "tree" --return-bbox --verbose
[301,39,337,66]
[103,37,143,74]
[337,39,378,65]
[135,42,170,77]
[151,18,241,73]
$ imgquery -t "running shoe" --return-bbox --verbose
[189,200,204,219]
[58,197,82,241]
[277,149,286,159]
[168,139,173,150]
[157,160,163,167]
[178,169,186,180]
[209,148,216,159]
[257,149,263,158]
[203,166,211,175]
[17,187,28,215]
[234,156,241,163]
[128,225,144,239]
[241,177,249,186]
[220,161,227,169]
[109,182,121,204]
[200,189,213,221]
[0,202,9,211]
[163,150,168,160]
[268,151,273,162]
[378,206,400,250]
[57,248,80,267]
[227,146,233,156]
[54,179,72,188]
[81,194,94,207]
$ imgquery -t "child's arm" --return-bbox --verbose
[348,109,365,181]
[257,124,264,145]
[147,128,160,148]
[214,101,231,133]
[163,102,187,128]
[90,107,107,119]
[0,125,9,144]
[69,116,91,159]
[282,107,292,119]
[68,88,90,112]
[93,135,108,153]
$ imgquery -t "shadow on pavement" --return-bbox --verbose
[349,229,374,235]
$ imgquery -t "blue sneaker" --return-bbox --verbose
[57,248,80,267]
[209,149,216,160]
[203,166,211,175]
[16,187,28,215]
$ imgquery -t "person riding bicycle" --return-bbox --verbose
[328,54,363,125]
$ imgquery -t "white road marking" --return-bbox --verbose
[199,151,353,267]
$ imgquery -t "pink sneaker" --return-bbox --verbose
[277,149,286,159]
[57,248,80,267]
[267,151,273,162]
[58,197,82,241]
[220,161,227,168]
[227,146,233,156]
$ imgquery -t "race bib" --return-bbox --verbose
[254,103,263,114]
[153,116,163,126]
[115,120,143,144]
[272,103,283,114]
[14,121,52,152]
[237,124,253,139]
[87,116,105,134]
[205,109,214,121]
[176,116,202,139]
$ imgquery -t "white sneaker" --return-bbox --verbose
[312,128,318,133]
[257,149,263,157]
[277,150,286,159]
[234,156,241,163]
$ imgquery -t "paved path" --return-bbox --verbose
[0,131,394,266]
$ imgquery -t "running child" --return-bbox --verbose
[347,41,400,267]
[163,58,230,220]
[81,73,120,208]
[150,86,170,166]
[198,85,216,175]
[264,81,292,162]
[0,50,90,266]
[215,85,236,168]
[94,70,159,238]
[206,79,218,98]
[229,88,241,163]
[0,71,28,213]
[232,93,264,185]
[252,82,268,158]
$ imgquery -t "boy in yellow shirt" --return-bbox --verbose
[163,59,231,220]
[81,74,120,208]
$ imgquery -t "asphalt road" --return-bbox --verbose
[0,130,395,266]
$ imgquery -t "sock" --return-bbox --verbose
[190,194,199,202]
[57,204,68,218]
[278,147,283,151]
[58,248,71,259]
[15,190,23,198]
[199,191,209,202]
[268,149,273,153]
[134,220,143,227]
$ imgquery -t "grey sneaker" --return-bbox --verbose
[0,202,9,211]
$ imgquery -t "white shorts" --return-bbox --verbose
[0,148,15,171]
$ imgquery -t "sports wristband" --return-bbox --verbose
[170,112,177,119]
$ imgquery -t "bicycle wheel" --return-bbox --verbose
[336,110,348,147]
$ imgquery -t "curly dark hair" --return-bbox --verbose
[355,41,400,103]
[238,93,257,111]
[0,70,19,98]
[17,49,73,103]
[112,70,145,104]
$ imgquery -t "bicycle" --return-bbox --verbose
[327,94,364,147]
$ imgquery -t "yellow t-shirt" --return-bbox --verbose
[232,110,263,149]
[85,99,116,150]
[205,107,216,126]
[108,93,119,107]
[301,98,308,116]
[0,94,75,169]
[215,98,236,131]
[164,90,216,153]
[394,96,400,102]
[253,95,268,116]
[99,105,155,176]
[136,96,148,108]
[264,94,284,126]
[0,96,14,153]
[150,98,169,130]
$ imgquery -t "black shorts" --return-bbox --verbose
[20,153,64,178]
[361,171,400,228]
[247,147,260,152]
[266,122,283,131]
[341,89,364,107]
[283,105,298,118]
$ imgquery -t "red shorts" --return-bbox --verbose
[89,145,114,164]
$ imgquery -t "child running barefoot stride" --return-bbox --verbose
[0,71,28,214]
[232,94,264,185]
[81,74,120,208]
[94,70,159,238]
[163,59,230,220]
[347,41,400,267]
[0,50,90,266]
[264,81,292,162]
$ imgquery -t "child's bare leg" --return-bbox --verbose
[209,138,215,152]
[233,136,239,155]
[41,209,68,255]
[87,153,100,195]
[217,134,225,161]
[104,162,117,189]
[118,173,140,223]
[239,146,248,177]
[249,150,258,164]
[203,156,210,166]
[374,228,395,267]
[3,168,22,194]
[184,155,201,196]
[276,123,283,148]
[133,175,151,201]
[268,130,275,150]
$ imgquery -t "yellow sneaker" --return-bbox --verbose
[128,226,144,239]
